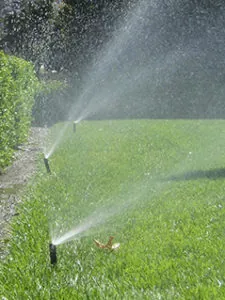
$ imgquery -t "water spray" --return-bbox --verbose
[44,157,51,174]
[49,243,57,265]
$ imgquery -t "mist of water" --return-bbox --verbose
[45,1,178,154]
[50,117,225,246]
[68,1,224,122]
[46,0,225,157]
[43,122,69,159]
[43,1,148,156]
[51,176,166,245]
[46,0,225,244]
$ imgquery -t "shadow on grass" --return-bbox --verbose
[167,168,225,181]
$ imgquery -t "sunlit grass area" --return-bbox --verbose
[1,119,225,299]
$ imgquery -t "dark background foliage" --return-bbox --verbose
[1,0,225,123]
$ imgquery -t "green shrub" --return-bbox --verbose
[0,51,38,169]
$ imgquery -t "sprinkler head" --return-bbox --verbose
[49,243,57,265]
[73,121,76,133]
[44,157,51,174]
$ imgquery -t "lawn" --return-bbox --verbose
[1,119,225,299]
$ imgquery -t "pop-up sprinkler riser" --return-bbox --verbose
[73,121,76,133]
[49,243,57,265]
[44,157,51,174]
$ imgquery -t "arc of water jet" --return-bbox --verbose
[51,177,168,246]
[44,122,70,159]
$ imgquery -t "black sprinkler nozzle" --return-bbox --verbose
[73,121,76,133]
[44,157,51,174]
[49,243,57,265]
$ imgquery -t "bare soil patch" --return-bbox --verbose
[0,127,48,258]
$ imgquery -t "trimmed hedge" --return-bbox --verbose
[0,51,38,169]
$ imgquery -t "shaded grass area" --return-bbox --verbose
[1,119,225,299]
[168,168,225,181]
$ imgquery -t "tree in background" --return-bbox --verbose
[2,0,224,122]
[1,0,133,78]
[0,0,134,125]
[1,0,55,74]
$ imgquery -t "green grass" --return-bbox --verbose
[1,119,225,299]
